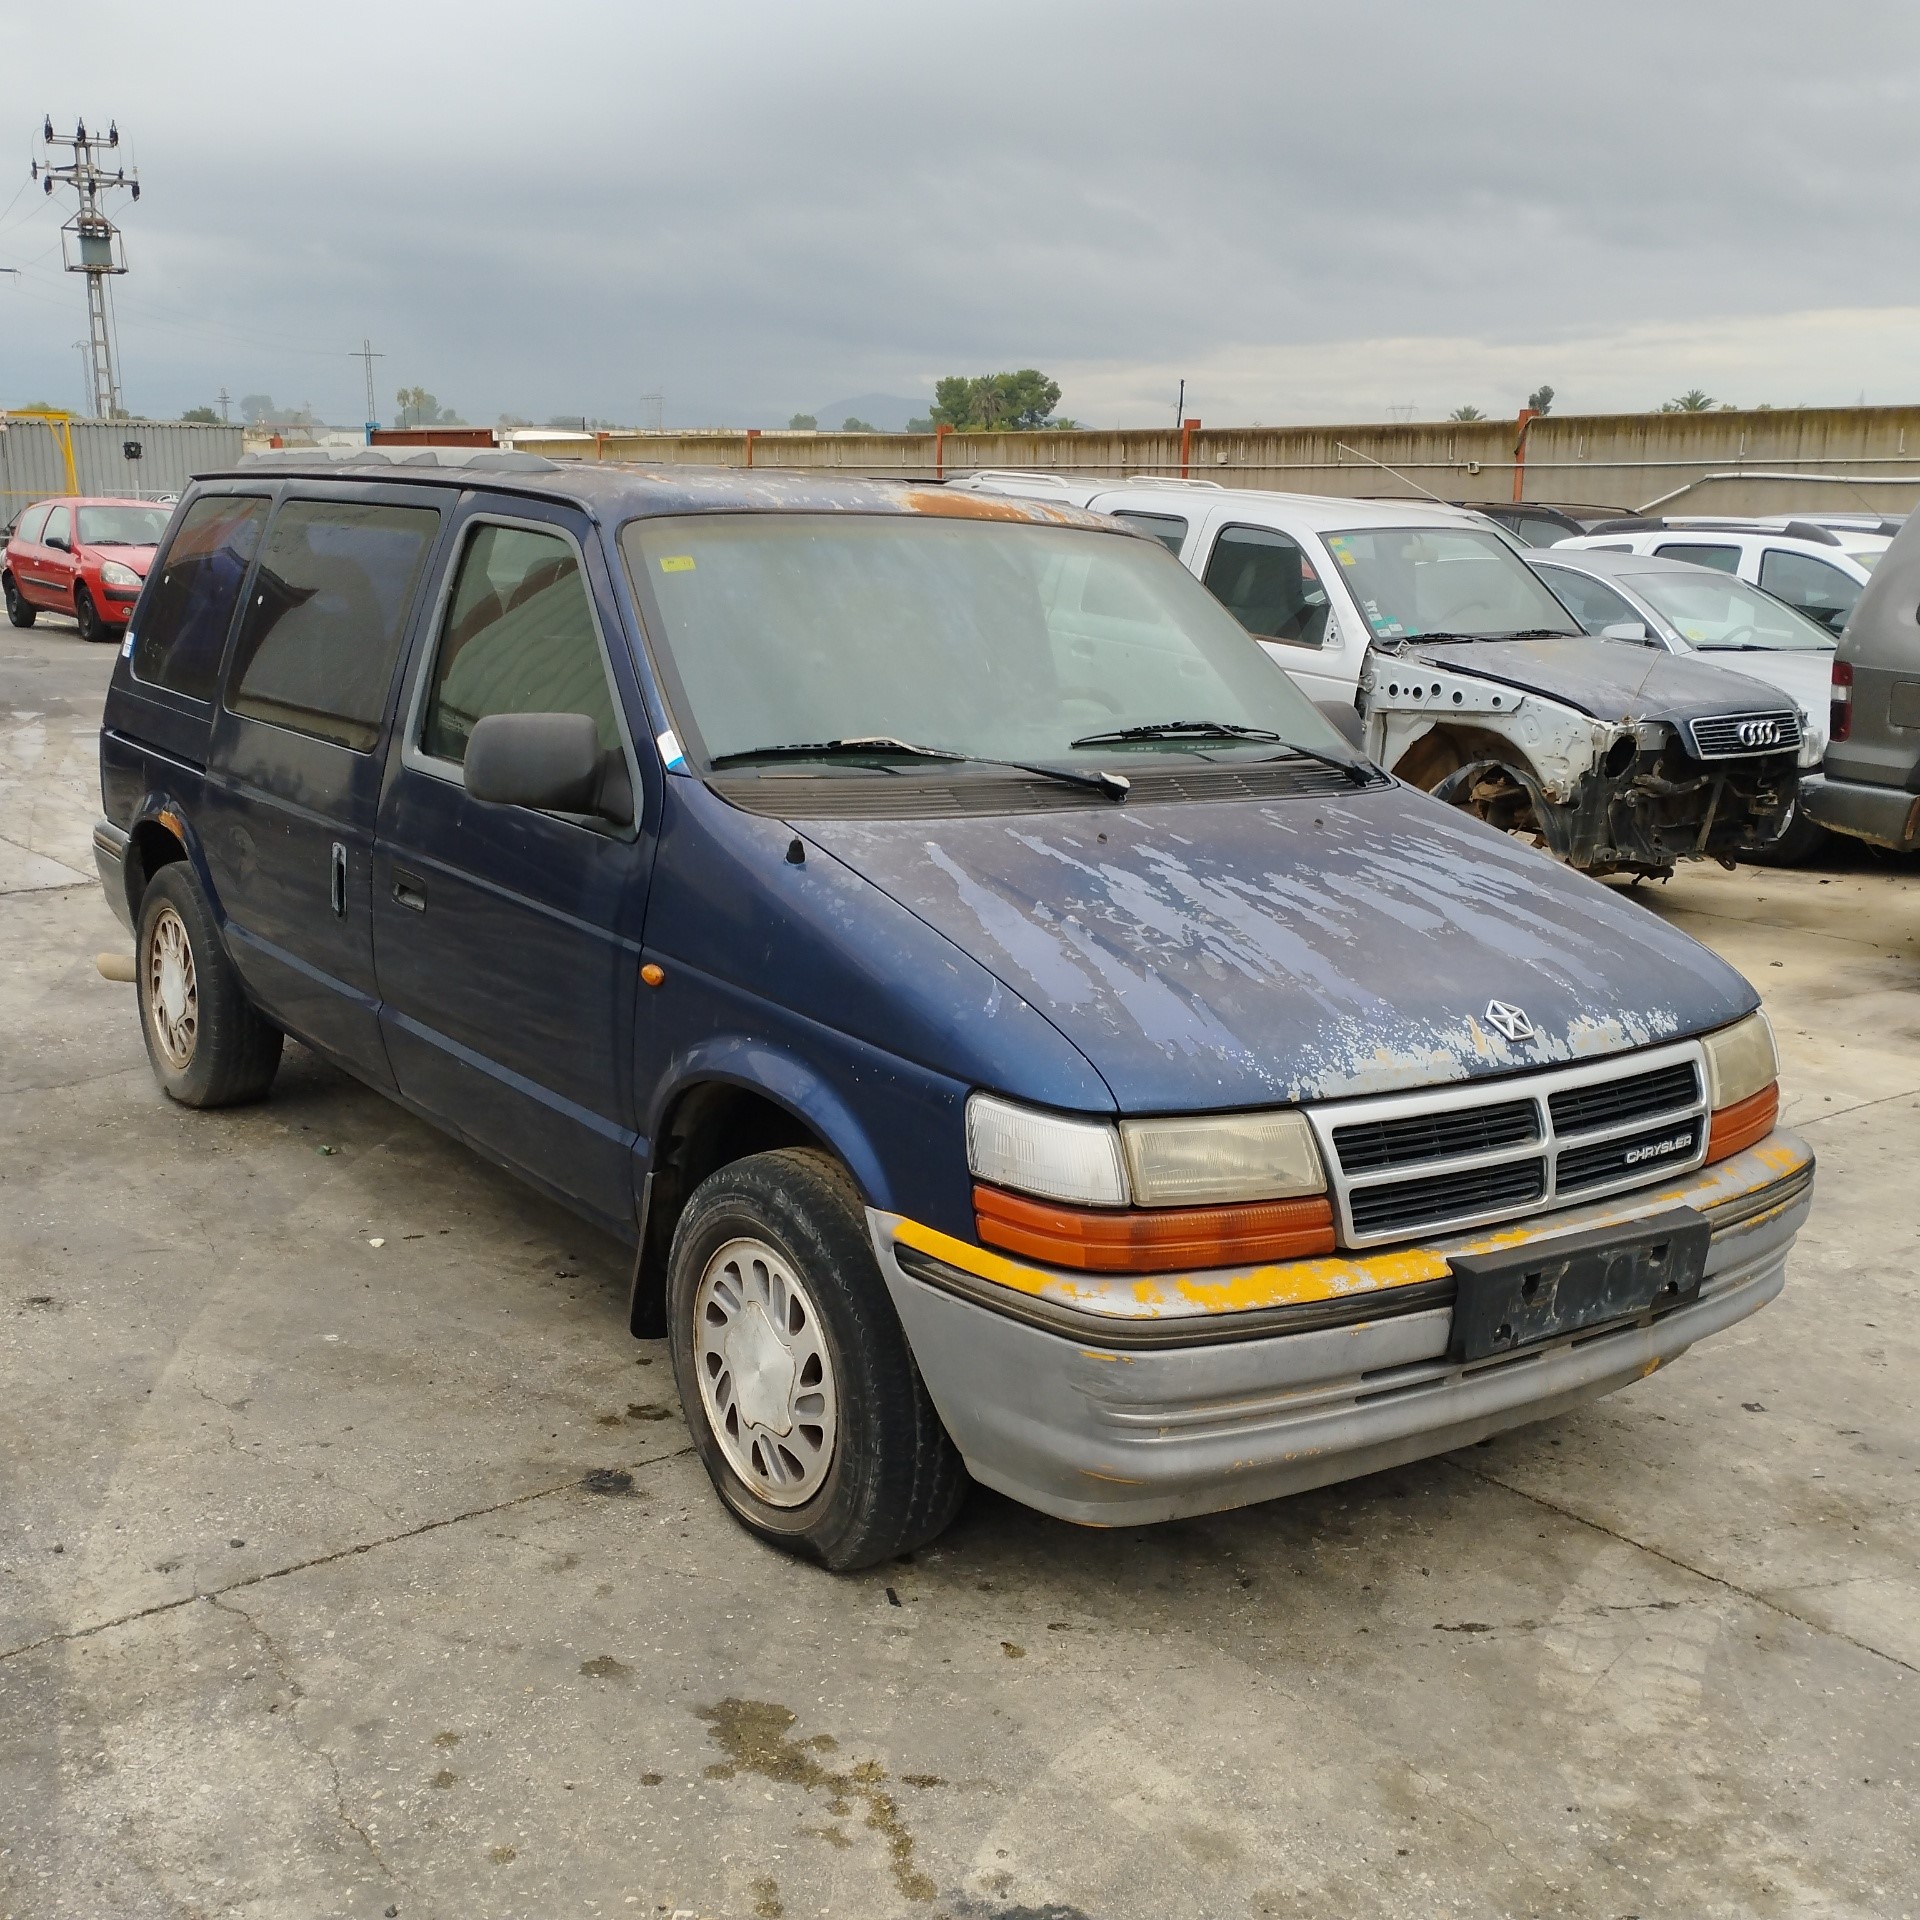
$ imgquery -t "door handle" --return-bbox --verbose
[391,868,427,912]
[329,842,347,918]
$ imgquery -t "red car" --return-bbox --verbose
[3,495,173,642]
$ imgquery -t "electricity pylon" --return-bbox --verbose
[33,117,140,419]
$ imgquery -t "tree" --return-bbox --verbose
[1661,388,1717,413]
[788,413,818,430]
[239,393,277,424]
[1449,404,1485,421]
[178,405,220,423]
[904,415,934,433]
[395,386,465,428]
[497,412,534,429]
[928,369,1065,431]
[1527,384,1555,414]
[841,416,878,433]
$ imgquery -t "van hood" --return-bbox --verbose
[1405,636,1793,728]
[794,784,1755,1113]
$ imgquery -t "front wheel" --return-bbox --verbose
[136,863,283,1107]
[3,574,34,628]
[667,1148,967,1570]
[74,585,106,643]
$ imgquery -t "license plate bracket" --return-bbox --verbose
[1446,1207,1710,1363]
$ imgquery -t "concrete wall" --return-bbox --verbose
[504,406,1920,518]
[0,416,244,522]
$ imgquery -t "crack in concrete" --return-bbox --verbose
[0,1442,695,1665]
[1449,1460,1920,1679]
[1790,1083,1920,1132]
[204,1590,407,1894]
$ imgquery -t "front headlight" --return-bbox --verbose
[965,1094,1127,1207]
[1702,1011,1777,1111]
[964,1093,1327,1209]
[1120,1111,1325,1207]
[99,560,141,588]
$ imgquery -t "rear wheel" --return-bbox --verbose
[135,863,283,1107]
[3,574,34,628]
[73,585,105,643]
[667,1147,967,1570]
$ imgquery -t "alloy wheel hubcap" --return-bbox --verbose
[147,905,198,1069]
[692,1236,837,1507]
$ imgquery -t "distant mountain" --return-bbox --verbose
[808,392,928,433]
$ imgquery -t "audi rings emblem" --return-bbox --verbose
[1737,717,1782,748]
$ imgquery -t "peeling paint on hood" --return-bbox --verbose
[795,783,1756,1113]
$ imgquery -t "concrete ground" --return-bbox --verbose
[2,616,1916,1920]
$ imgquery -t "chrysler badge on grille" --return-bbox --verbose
[1484,999,1536,1042]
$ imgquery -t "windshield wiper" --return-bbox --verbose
[1385,627,1576,646]
[710,736,1131,801]
[1260,740,1379,788]
[1069,719,1284,747]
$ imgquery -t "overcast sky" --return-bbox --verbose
[4,0,1918,429]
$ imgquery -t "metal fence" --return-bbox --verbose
[496,405,1920,518]
[0,415,244,522]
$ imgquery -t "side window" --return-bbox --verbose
[419,523,620,766]
[1201,524,1331,647]
[1654,541,1740,573]
[1758,548,1859,632]
[1111,511,1188,557]
[226,500,440,751]
[132,495,270,702]
[1538,567,1641,635]
[43,506,71,548]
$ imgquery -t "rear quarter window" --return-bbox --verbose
[133,495,270,702]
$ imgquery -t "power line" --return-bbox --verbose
[350,337,384,432]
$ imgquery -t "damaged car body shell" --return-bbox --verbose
[1362,637,1801,877]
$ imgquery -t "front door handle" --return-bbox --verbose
[391,868,427,912]
[329,841,347,918]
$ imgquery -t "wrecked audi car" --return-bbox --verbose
[95,455,1812,1569]
[1341,527,1804,876]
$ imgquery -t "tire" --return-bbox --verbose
[3,574,34,628]
[667,1147,968,1571]
[135,863,283,1107]
[1746,794,1829,867]
[74,585,105,643]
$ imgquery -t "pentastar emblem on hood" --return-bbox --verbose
[1484,999,1535,1042]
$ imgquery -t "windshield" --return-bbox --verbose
[77,505,170,547]
[1323,526,1580,641]
[1848,549,1882,574]
[1620,570,1835,652]
[621,514,1349,769]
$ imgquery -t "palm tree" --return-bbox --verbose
[1449,404,1485,421]
[1661,389,1717,413]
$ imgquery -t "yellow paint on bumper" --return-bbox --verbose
[886,1131,1811,1327]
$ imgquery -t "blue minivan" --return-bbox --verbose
[94,450,1813,1568]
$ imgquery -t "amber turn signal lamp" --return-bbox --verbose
[973,1183,1336,1273]
[640,963,665,988]
[1705,1083,1778,1165]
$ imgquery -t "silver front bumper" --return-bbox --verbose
[870,1139,1810,1526]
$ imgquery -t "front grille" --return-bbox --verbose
[1334,1098,1539,1174]
[1687,710,1802,760]
[1348,1159,1546,1239]
[1557,1117,1704,1192]
[1306,1041,1711,1246]
[1549,1061,1699,1136]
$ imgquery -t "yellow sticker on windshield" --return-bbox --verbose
[659,555,696,573]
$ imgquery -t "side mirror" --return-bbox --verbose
[46,532,70,552]
[464,711,631,823]
[1600,620,1651,643]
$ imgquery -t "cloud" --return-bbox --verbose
[3,0,1917,425]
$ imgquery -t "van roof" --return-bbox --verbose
[205,450,1121,531]
[952,468,1497,534]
